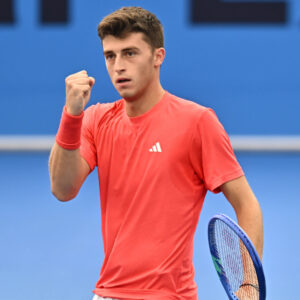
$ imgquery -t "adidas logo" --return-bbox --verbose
[149,142,162,153]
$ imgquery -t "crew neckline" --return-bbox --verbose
[122,90,169,125]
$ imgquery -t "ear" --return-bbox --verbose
[153,48,166,68]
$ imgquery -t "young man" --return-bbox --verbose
[49,6,263,300]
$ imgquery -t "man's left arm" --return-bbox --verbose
[220,175,264,259]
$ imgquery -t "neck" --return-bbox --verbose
[124,81,165,118]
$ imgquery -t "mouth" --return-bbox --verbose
[116,78,131,84]
[116,78,132,88]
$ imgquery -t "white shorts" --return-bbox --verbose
[92,295,119,300]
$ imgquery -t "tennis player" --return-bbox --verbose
[49,6,264,300]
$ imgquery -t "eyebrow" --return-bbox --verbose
[103,47,140,56]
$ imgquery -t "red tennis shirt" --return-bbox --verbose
[80,91,244,300]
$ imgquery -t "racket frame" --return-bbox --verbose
[208,214,266,300]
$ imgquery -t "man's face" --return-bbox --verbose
[102,32,160,101]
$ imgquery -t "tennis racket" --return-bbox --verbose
[208,214,266,300]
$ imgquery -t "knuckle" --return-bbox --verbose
[82,86,89,93]
[73,86,82,94]
[66,81,74,89]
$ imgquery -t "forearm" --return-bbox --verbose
[221,176,264,259]
[49,70,95,201]
[49,143,88,201]
[234,196,264,259]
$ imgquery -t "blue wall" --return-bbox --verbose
[1,0,299,135]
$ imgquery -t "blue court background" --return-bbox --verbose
[1,0,300,299]
[1,153,299,299]
[1,0,300,135]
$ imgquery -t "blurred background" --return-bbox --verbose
[0,0,299,299]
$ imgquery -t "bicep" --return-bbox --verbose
[220,175,257,210]
[80,154,92,182]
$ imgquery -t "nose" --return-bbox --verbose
[114,55,126,73]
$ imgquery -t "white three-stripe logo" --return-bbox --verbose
[149,142,162,153]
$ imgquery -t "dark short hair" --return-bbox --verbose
[98,7,164,50]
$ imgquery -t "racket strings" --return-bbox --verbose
[235,242,259,299]
[214,220,259,300]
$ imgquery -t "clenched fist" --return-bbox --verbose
[65,70,95,115]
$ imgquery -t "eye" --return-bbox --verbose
[126,51,136,57]
[105,54,115,61]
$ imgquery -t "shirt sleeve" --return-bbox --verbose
[80,105,97,172]
[190,108,244,193]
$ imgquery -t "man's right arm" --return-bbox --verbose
[49,70,95,202]
[49,144,90,202]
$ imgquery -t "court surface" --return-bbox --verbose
[0,152,299,299]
